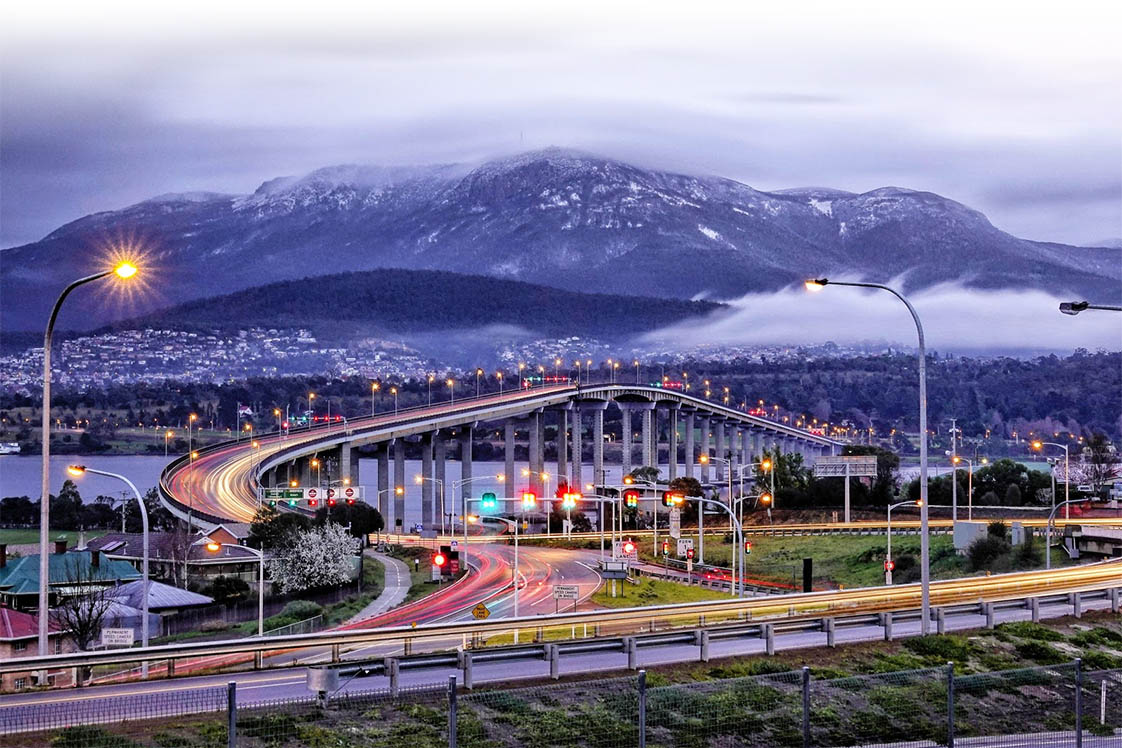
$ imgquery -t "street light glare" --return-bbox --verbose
[114,262,138,279]
[67,465,86,476]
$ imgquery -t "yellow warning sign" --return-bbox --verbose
[471,603,490,620]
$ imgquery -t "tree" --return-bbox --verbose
[1083,432,1120,492]
[1004,484,1022,506]
[249,505,312,549]
[50,557,115,651]
[314,503,384,539]
[267,522,360,594]
[842,445,900,505]
[626,466,661,484]
[204,575,250,605]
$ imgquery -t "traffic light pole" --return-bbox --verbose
[693,496,745,597]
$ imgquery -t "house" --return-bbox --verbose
[0,605,74,690]
[206,523,253,547]
[0,542,141,612]
[106,579,213,615]
[87,533,263,586]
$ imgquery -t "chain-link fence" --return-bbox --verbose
[1,660,1117,747]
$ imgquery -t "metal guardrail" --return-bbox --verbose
[2,557,1119,676]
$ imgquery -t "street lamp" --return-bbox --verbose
[390,387,398,416]
[67,465,151,676]
[1059,301,1122,315]
[633,360,640,384]
[371,382,380,417]
[415,474,446,535]
[187,413,198,454]
[699,454,734,534]
[952,456,987,520]
[807,277,933,634]
[205,540,265,636]
[426,375,434,406]
[476,368,484,398]
[1033,441,1071,520]
[164,430,175,458]
[496,371,504,395]
[885,500,921,585]
[38,261,139,663]
[447,378,455,404]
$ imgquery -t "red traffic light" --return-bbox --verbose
[622,539,636,555]
[662,491,684,507]
[521,491,537,509]
[327,498,336,507]
[433,553,447,567]
[624,489,639,507]
[308,499,318,507]
[346,498,356,505]
[744,541,752,554]
[686,547,695,560]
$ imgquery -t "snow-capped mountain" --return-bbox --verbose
[2,148,1117,331]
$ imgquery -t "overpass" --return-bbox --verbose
[160,384,844,526]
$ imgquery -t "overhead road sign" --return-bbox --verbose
[814,456,877,523]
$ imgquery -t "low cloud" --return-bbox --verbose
[644,281,1122,354]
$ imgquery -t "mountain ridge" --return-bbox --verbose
[2,147,1117,332]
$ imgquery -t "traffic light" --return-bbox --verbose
[288,499,298,507]
[268,499,277,508]
[624,489,639,508]
[662,540,669,556]
[662,491,684,507]
[521,491,537,510]
[346,498,356,505]
[480,492,498,511]
[327,498,337,507]
[744,540,752,554]
[622,539,636,555]
[884,559,895,572]
[686,547,695,560]
[561,492,580,510]
[433,552,447,568]
[308,499,318,508]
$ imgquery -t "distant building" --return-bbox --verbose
[0,604,74,690]
[87,532,263,586]
[0,542,141,612]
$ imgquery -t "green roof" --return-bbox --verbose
[0,552,142,596]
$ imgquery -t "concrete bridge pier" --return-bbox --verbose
[641,409,653,469]
[528,411,543,496]
[591,405,606,488]
[393,439,406,531]
[714,420,726,482]
[667,406,679,481]
[556,409,568,488]
[699,416,711,484]
[420,432,434,528]
[376,443,390,521]
[570,406,582,490]
[684,411,695,479]
[620,407,632,478]
[504,420,516,490]
[434,432,446,526]
[459,425,474,506]
[339,443,359,489]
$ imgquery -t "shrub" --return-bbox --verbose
[1014,641,1068,665]
[966,535,1011,571]
[987,520,1007,540]
[903,634,976,663]
[1081,650,1122,670]
[996,622,1065,642]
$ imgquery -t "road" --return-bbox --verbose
[1,592,1112,734]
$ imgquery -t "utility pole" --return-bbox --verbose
[950,418,958,523]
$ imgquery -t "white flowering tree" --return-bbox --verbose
[267,522,360,594]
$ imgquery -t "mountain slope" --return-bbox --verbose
[2,148,1117,331]
[111,268,724,339]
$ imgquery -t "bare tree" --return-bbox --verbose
[49,556,116,651]
[1084,432,1120,492]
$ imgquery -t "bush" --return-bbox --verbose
[903,634,976,663]
[996,622,1065,642]
[966,535,1012,571]
[987,520,1007,540]
[1014,641,1068,665]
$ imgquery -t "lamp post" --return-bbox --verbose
[38,262,138,665]
[1033,441,1070,519]
[518,363,525,390]
[633,360,640,384]
[807,277,932,634]
[1059,301,1122,315]
[427,375,434,406]
[205,540,264,636]
[490,514,522,639]
[447,378,455,404]
[699,454,734,533]
[187,413,197,454]
[164,430,174,458]
[885,499,921,585]
[66,465,150,676]
[390,387,398,416]
[692,495,745,597]
[415,475,446,535]
[451,474,505,566]
[497,372,504,395]
[371,382,380,416]
[1045,498,1084,570]
[736,460,773,515]
[475,368,484,398]
[952,456,987,520]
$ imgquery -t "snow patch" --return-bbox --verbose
[809,198,833,217]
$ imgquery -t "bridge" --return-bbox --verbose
[160,383,844,526]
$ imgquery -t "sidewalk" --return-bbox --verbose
[347,551,411,623]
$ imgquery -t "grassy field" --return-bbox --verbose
[0,528,108,546]
[592,576,730,608]
[386,545,467,604]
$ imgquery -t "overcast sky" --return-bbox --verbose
[2,1,1120,248]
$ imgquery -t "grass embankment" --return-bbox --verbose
[592,576,729,608]
[385,545,467,604]
[33,613,1122,748]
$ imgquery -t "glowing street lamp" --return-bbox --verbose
[38,261,139,664]
[806,277,933,634]
[164,429,175,458]
[447,378,455,404]
[1033,441,1070,520]
[204,540,265,636]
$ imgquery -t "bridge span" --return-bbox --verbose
[160,384,843,526]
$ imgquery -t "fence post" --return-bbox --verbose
[946,662,955,748]
[1074,658,1083,748]
[638,669,647,748]
[447,675,458,748]
[801,666,811,748]
[226,681,237,748]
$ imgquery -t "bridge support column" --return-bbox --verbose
[620,407,632,477]
[699,416,711,483]
[339,443,358,489]
[742,430,752,467]
[529,412,543,496]
[641,410,652,469]
[393,440,406,532]
[556,410,568,487]
[504,420,516,491]
[434,432,446,527]
[684,412,695,479]
[376,444,390,521]
[593,408,605,486]
[714,421,726,483]
[459,426,474,505]
[421,433,434,528]
[570,407,582,490]
[668,408,679,481]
